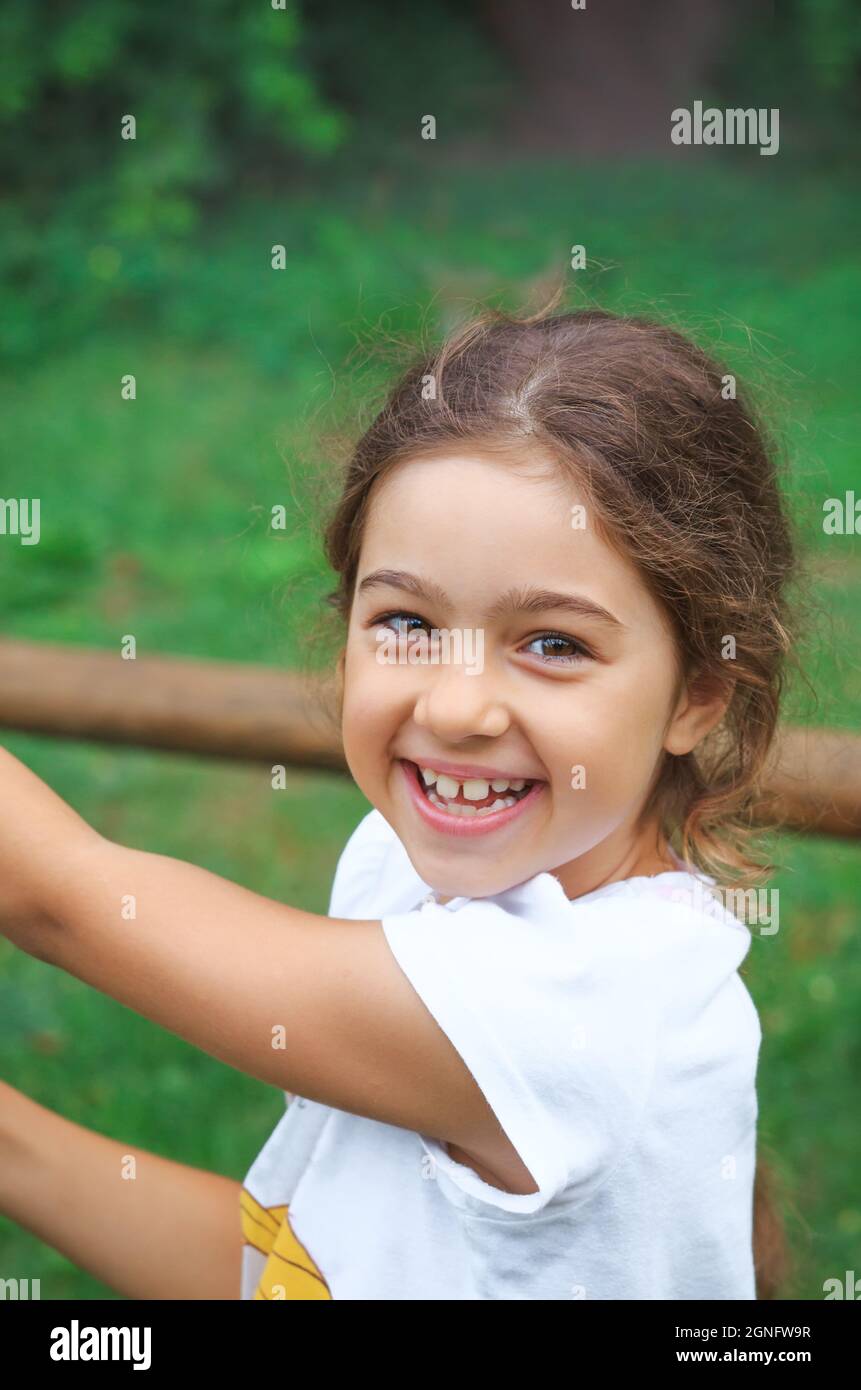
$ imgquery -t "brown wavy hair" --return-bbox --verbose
[323,302,798,1296]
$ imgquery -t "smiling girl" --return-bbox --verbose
[0,306,792,1300]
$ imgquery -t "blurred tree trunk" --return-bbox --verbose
[478,0,770,154]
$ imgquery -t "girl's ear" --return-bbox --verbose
[663,667,734,757]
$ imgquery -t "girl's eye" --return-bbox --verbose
[370,614,592,665]
[522,632,593,665]
[374,611,431,637]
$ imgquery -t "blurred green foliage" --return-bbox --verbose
[2,0,859,362]
[719,0,861,118]
[0,0,347,357]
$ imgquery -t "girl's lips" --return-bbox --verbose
[398,759,546,838]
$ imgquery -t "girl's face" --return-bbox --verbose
[341,451,726,901]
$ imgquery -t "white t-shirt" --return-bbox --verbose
[239,808,761,1300]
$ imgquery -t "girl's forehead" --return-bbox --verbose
[359,452,665,632]
[367,449,586,523]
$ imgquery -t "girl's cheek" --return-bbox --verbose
[553,720,656,807]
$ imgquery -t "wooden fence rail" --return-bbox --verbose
[1,639,859,839]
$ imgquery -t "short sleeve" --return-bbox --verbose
[381,886,662,1217]
[326,809,395,918]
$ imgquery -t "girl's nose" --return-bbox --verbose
[412,665,511,741]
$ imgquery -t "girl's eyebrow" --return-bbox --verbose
[357,569,625,629]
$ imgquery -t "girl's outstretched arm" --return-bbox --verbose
[0,748,526,1192]
[0,1081,243,1299]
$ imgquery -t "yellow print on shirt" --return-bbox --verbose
[240,1187,332,1300]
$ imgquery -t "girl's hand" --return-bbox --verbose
[0,746,102,959]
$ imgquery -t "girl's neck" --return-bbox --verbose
[552,822,681,902]
[432,826,680,907]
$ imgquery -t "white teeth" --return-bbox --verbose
[417,765,531,799]
[427,790,517,816]
[435,773,461,799]
[414,760,535,822]
[462,778,490,801]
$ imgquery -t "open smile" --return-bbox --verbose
[398,759,546,838]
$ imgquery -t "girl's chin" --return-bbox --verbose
[405,848,533,901]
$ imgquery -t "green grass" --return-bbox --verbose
[0,157,859,1298]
